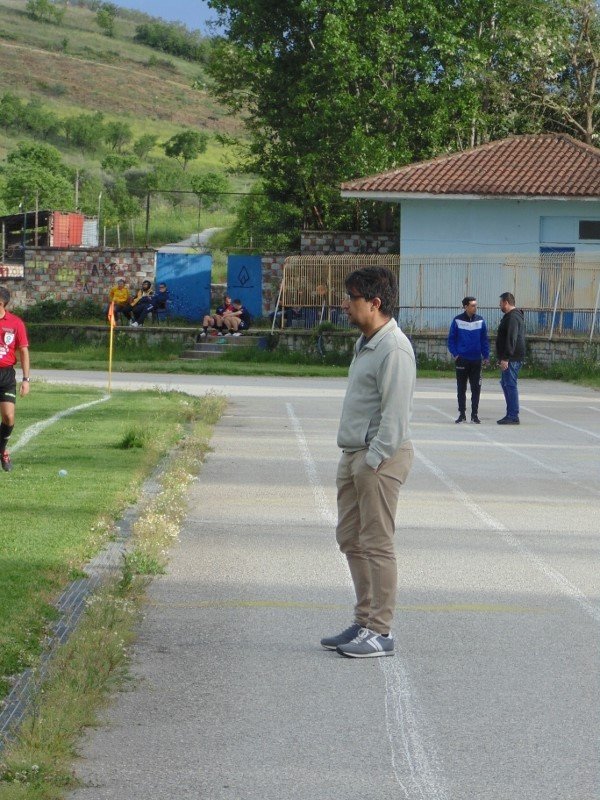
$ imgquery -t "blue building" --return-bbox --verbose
[340,134,600,333]
[341,133,600,256]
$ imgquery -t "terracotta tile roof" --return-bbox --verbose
[340,134,600,198]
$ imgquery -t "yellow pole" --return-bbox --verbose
[107,301,115,394]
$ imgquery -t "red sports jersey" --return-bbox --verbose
[0,310,29,368]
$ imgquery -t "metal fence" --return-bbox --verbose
[276,253,600,339]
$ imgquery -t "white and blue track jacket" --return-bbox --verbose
[447,312,490,361]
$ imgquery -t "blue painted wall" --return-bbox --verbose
[155,252,212,321]
[226,255,263,318]
[400,198,600,255]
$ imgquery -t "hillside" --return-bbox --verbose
[0,0,242,159]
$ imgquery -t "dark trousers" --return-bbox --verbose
[455,357,482,415]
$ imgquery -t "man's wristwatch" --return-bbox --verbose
[22,377,30,382]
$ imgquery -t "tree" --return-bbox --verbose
[22,99,61,140]
[191,171,230,196]
[64,112,105,151]
[26,0,65,24]
[133,133,158,159]
[104,120,133,152]
[96,2,117,37]
[1,141,73,211]
[206,0,571,236]
[162,129,208,170]
[531,0,600,144]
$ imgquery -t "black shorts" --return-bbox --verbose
[0,367,17,404]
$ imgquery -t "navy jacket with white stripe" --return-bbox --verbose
[447,312,490,361]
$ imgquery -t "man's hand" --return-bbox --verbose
[499,359,509,371]
[20,381,30,397]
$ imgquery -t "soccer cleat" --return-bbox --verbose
[497,416,519,425]
[232,332,242,337]
[455,414,467,423]
[1,452,12,472]
[336,627,395,658]
[471,414,481,424]
[320,623,362,651]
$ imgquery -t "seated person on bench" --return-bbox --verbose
[108,278,133,323]
[152,282,170,319]
[130,280,153,326]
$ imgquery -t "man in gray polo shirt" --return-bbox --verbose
[321,266,415,658]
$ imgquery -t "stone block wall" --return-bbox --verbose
[261,254,292,314]
[4,248,156,309]
[301,231,398,254]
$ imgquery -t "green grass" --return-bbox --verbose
[0,394,226,799]
[0,382,214,700]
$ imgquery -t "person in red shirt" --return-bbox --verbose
[0,286,30,471]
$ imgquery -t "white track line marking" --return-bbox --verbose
[287,402,448,800]
[13,395,110,452]
[521,404,600,440]
[427,404,600,499]
[413,442,600,626]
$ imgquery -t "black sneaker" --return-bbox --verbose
[320,623,362,651]
[1,452,12,472]
[455,414,467,423]
[471,414,481,424]
[497,417,519,425]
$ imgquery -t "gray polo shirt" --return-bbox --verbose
[337,318,416,469]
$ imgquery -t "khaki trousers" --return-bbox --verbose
[335,444,414,635]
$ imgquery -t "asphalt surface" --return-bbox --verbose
[40,369,600,800]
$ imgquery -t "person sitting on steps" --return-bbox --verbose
[222,299,252,337]
[198,295,235,339]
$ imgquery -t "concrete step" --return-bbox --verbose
[180,333,266,360]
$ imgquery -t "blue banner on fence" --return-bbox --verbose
[227,255,263,319]
[155,252,212,322]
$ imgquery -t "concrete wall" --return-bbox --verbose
[400,198,600,256]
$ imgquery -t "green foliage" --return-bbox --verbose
[222,185,301,250]
[132,133,158,159]
[0,92,25,128]
[96,3,117,37]
[1,141,73,211]
[22,98,61,139]
[21,298,103,323]
[102,153,139,173]
[207,0,595,238]
[26,0,65,25]
[104,120,133,152]
[162,129,209,170]
[117,425,149,449]
[191,171,231,197]
[64,111,106,151]
[134,20,212,63]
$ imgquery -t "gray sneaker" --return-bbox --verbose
[336,627,395,658]
[320,623,362,651]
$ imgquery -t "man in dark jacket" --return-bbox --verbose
[496,292,526,425]
[447,296,490,424]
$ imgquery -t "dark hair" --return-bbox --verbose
[500,292,515,305]
[0,287,10,306]
[142,280,152,289]
[344,267,398,317]
[462,296,476,307]
[233,298,242,305]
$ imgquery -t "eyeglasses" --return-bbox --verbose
[344,293,365,301]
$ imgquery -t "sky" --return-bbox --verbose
[114,1,219,33]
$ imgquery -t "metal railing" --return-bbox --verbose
[275,253,600,339]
